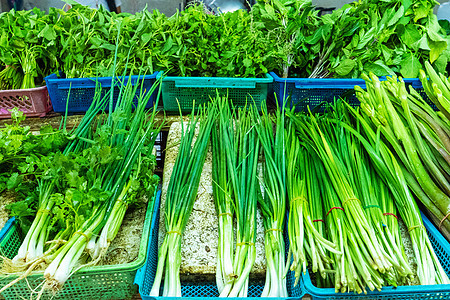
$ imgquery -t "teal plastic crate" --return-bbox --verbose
[134,202,305,299]
[301,212,450,300]
[158,72,273,112]
[0,190,160,300]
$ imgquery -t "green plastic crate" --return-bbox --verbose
[0,190,161,300]
[158,72,273,112]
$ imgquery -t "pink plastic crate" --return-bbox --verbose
[0,86,52,119]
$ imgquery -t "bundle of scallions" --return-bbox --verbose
[211,100,260,297]
[150,102,216,297]
[1,48,162,293]
[284,69,450,292]
[253,104,287,297]
[285,122,339,287]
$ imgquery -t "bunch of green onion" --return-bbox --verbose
[285,123,338,287]
[212,98,235,295]
[253,104,287,297]
[211,100,260,297]
[150,103,216,297]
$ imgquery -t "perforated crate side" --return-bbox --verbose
[270,72,365,112]
[0,86,52,119]
[0,191,160,300]
[302,212,450,300]
[160,73,272,113]
[136,200,305,299]
[0,271,138,300]
[270,73,437,113]
[0,219,22,259]
[45,73,158,114]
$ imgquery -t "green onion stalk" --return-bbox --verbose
[305,150,334,289]
[211,98,235,294]
[358,73,450,234]
[290,112,392,293]
[333,107,413,285]
[254,104,287,297]
[373,166,411,284]
[286,122,338,286]
[335,101,449,285]
[314,154,362,293]
[96,153,160,261]
[150,103,216,297]
[285,122,306,285]
[219,105,260,298]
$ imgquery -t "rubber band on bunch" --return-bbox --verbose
[218,212,233,218]
[116,198,129,208]
[73,231,90,241]
[440,212,450,229]
[167,230,182,236]
[326,207,344,218]
[342,198,361,207]
[383,212,398,220]
[291,196,308,204]
[408,225,425,232]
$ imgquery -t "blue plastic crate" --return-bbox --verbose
[45,72,158,114]
[301,212,450,300]
[134,202,305,299]
[270,72,366,112]
[270,72,434,112]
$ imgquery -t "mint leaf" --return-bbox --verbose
[400,54,421,78]
[335,59,356,76]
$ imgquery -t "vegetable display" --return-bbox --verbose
[1,0,450,297]
[0,0,448,88]
[0,63,162,294]
[0,108,67,228]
